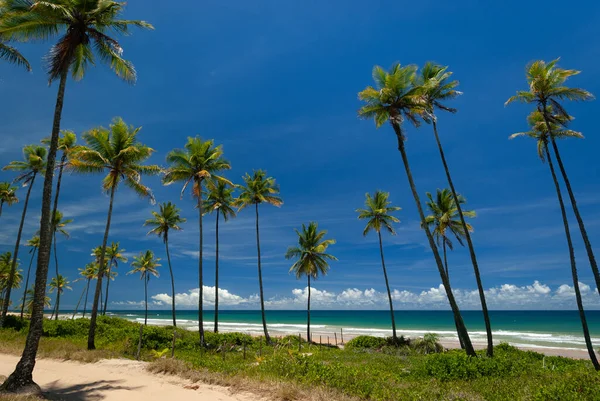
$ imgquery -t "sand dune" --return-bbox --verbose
[0,354,263,401]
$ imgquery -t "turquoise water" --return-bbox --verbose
[92,310,600,350]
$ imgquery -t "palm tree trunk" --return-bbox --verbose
[53,233,59,321]
[0,174,36,325]
[431,120,493,357]
[197,178,205,346]
[144,276,148,326]
[307,275,311,343]
[543,142,599,369]
[0,70,69,393]
[55,290,61,320]
[391,121,475,356]
[20,249,37,319]
[99,286,103,314]
[378,231,397,342]
[83,278,90,318]
[72,285,86,319]
[214,209,220,333]
[548,136,600,296]
[87,184,117,350]
[255,203,271,343]
[165,235,176,327]
[0,201,3,217]
[103,262,112,315]
[444,241,465,350]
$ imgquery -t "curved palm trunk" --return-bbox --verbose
[444,241,465,350]
[83,278,90,318]
[49,153,67,319]
[378,231,397,342]
[307,275,311,343]
[165,235,177,327]
[548,136,600,297]
[214,209,220,333]
[0,174,36,325]
[392,121,475,356]
[0,201,3,217]
[197,179,205,346]
[20,249,37,319]
[72,285,86,319]
[255,203,271,343]
[543,142,599,370]
[1,71,68,393]
[54,290,61,320]
[432,120,493,357]
[99,287,103,315]
[103,261,113,316]
[87,184,117,350]
[53,233,59,321]
[144,275,148,326]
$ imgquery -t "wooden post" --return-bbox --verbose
[327,336,330,348]
[136,325,143,361]
[341,328,344,344]
[319,335,322,350]
[334,332,337,346]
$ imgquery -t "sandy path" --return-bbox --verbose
[0,354,263,401]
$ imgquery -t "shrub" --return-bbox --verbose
[345,335,387,349]
[1,315,28,331]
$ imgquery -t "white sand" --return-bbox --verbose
[0,354,264,401]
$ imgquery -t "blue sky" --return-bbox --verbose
[1,0,600,311]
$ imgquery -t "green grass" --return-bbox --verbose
[1,315,599,401]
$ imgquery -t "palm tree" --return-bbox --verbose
[285,222,337,343]
[358,63,475,356]
[68,117,160,350]
[163,137,231,345]
[506,59,599,299]
[0,2,153,391]
[50,210,72,320]
[0,39,30,71]
[102,242,127,315]
[73,262,99,319]
[0,1,153,391]
[0,145,46,325]
[235,170,283,344]
[48,275,71,319]
[0,182,19,217]
[20,236,40,319]
[203,180,236,333]
[0,253,22,310]
[417,62,494,357]
[22,288,51,316]
[128,251,160,326]
[356,191,401,343]
[509,109,599,370]
[145,202,186,327]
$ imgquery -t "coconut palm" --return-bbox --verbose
[68,117,160,350]
[102,242,127,315]
[413,333,444,355]
[506,59,599,299]
[72,262,99,319]
[0,145,46,325]
[0,252,22,309]
[286,222,336,343]
[163,137,231,345]
[0,39,30,71]
[509,109,599,370]
[145,202,186,327]
[358,63,475,356]
[0,2,153,390]
[417,62,494,357]
[235,170,283,344]
[0,182,19,217]
[203,180,236,333]
[50,210,72,320]
[22,288,51,316]
[20,236,40,319]
[48,275,71,319]
[356,191,401,343]
[128,251,160,326]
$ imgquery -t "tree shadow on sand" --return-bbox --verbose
[43,379,142,401]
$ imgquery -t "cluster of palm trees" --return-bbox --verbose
[0,0,597,395]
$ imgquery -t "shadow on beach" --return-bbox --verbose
[44,379,141,401]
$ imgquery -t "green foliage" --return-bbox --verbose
[345,335,388,349]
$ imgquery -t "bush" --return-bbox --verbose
[345,335,387,349]
[1,315,28,331]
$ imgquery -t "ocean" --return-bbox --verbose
[95,309,600,351]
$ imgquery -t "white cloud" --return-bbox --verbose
[151,286,248,307]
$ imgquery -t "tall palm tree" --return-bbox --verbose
[0,39,30,71]
[235,170,283,344]
[358,63,475,356]
[73,262,99,319]
[163,137,231,345]
[285,222,336,343]
[20,236,40,319]
[356,191,401,343]
[417,62,494,357]
[102,242,127,315]
[0,145,46,325]
[0,182,19,217]
[128,251,160,326]
[69,117,160,350]
[48,275,71,319]
[509,109,599,370]
[0,2,153,391]
[0,252,22,310]
[203,180,236,333]
[506,59,599,299]
[50,210,72,320]
[145,202,186,327]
